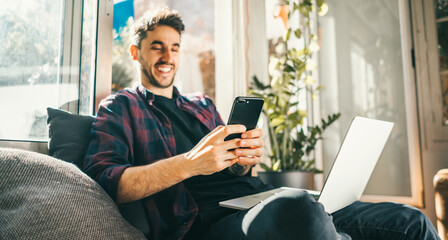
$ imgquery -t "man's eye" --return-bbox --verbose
[172,49,179,52]
[151,45,163,50]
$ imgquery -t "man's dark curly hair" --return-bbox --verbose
[132,7,185,49]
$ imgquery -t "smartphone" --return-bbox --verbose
[224,96,264,141]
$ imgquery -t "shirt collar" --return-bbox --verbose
[136,84,183,105]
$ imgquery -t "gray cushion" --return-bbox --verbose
[47,107,94,168]
[0,148,146,240]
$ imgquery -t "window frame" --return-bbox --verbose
[356,0,424,207]
[241,0,426,207]
[0,0,113,153]
[413,0,448,148]
[215,0,248,120]
[0,0,80,152]
[92,0,113,114]
[60,0,83,113]
[314,0,425,207]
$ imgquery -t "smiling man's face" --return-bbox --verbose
[133,25,180,95]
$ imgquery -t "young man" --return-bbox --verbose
[84,7,440,240]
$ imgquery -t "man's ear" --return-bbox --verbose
[129,44,139,60]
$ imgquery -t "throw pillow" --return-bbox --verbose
[47,107,94,169]
[0,148,146,239]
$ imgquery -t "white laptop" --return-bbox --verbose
[219,116,394,213]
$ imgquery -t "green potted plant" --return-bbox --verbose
[250,0,339,189]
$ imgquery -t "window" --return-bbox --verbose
[0,0,68,141]
[79,0,97,115]
[318,0,423,206]
[0,0,101,141]
[0,0,111,152]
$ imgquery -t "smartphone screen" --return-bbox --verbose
[224,96,264,141]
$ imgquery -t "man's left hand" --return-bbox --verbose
[234,128,264,166]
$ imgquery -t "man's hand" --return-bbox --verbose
[235,128,264,166]
[184,125,264,176]
[184,125,246,176]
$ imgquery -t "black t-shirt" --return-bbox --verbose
[153,95,272,234]
[153,94,209,154]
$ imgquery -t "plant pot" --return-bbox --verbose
[258,170,314,189]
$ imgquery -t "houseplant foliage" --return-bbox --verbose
[250,0,340,173]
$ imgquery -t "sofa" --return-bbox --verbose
[1,107,446,239]
[0,108,146,239]
[435,169,448,240]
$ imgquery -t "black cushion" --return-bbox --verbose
[47,107,94,168]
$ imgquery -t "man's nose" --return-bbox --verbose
[161,49,172,62]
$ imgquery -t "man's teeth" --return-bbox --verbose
[158,67,171,72]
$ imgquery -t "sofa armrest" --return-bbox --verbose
[434,169,448,240]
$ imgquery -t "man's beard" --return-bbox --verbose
[140,59,175,89]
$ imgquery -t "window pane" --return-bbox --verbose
[112,0,215,101]
[318,0,412,196]
[79,0,96,115]
[0,0,69,141]
[435,0,448,125]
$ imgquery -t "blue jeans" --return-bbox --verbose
[203,189,440,240]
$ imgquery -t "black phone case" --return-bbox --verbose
[224,96,264,141]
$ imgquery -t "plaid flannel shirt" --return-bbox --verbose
[83,85,224,240]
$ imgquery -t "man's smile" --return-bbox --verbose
[156,65,173,73]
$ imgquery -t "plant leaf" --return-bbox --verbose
[272,160,281,171]
[316,0,325,8]
[284,28,291,42]
[251,75,269,90]
[271,116,285,127]
[259,162,272,171]
[294,29,302,39]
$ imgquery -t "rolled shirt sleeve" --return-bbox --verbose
[83,94,134,202]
